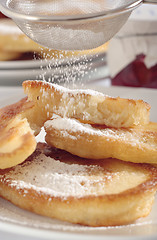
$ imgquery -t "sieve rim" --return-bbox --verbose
[0,0,143,23]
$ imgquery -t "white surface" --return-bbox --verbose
[0,59,56,85]
[0,68,42,85]
[0,85,157,240]
[0,58,67,85]
[0,59,65,69]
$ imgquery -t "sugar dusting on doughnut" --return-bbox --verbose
[0,152,113,199]
[45,116,157,148]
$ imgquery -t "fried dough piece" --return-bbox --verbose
[23,80,150,132]
[0,143,156,226]
[0,98,37,169]
[0,50,21,61]
[44,115,157,164]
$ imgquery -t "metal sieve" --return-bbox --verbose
[0,0,157,50]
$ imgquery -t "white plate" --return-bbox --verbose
[0,52,106,70]
[0,58,71,70]
[0,59,50,70]
[0,85,157,240]
[0,58,68,85]
[0,68,42,85]
[0,59,58,86]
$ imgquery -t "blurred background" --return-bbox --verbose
[0,11,109,86]
[108,3,157,89]
[0,3,157,88]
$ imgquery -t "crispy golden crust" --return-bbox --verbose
[0,80,155,227]
[23,80,150,130]
[44,116,157,164]
[0,98,37,169]
[0,143,156,227]
[0,97,33,123]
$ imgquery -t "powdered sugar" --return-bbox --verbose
[45,117,102,136]
[45,116,157,148]
[1,153,108,199]
[0,148,149,202]
[40,81,105,97]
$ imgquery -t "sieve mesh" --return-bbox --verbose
[1,0,143,50]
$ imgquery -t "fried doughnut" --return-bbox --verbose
[44,115,157,164]
[0,50,21,61]
[23,80,150,132]
[0,142,156,226]
[0,98,37,169]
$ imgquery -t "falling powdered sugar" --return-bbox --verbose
[35,49,94,85]
[35,43,107,85]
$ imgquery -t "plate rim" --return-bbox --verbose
[0,52,106,70]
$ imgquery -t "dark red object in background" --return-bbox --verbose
[0,12,8,18]
[112,54,157,88]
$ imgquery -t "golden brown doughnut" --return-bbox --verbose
[0,98,37,169]
[44,115,157,164]
[0,142,156,226]
[23,80,150,133]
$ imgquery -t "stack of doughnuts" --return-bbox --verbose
[0,80,156,227]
